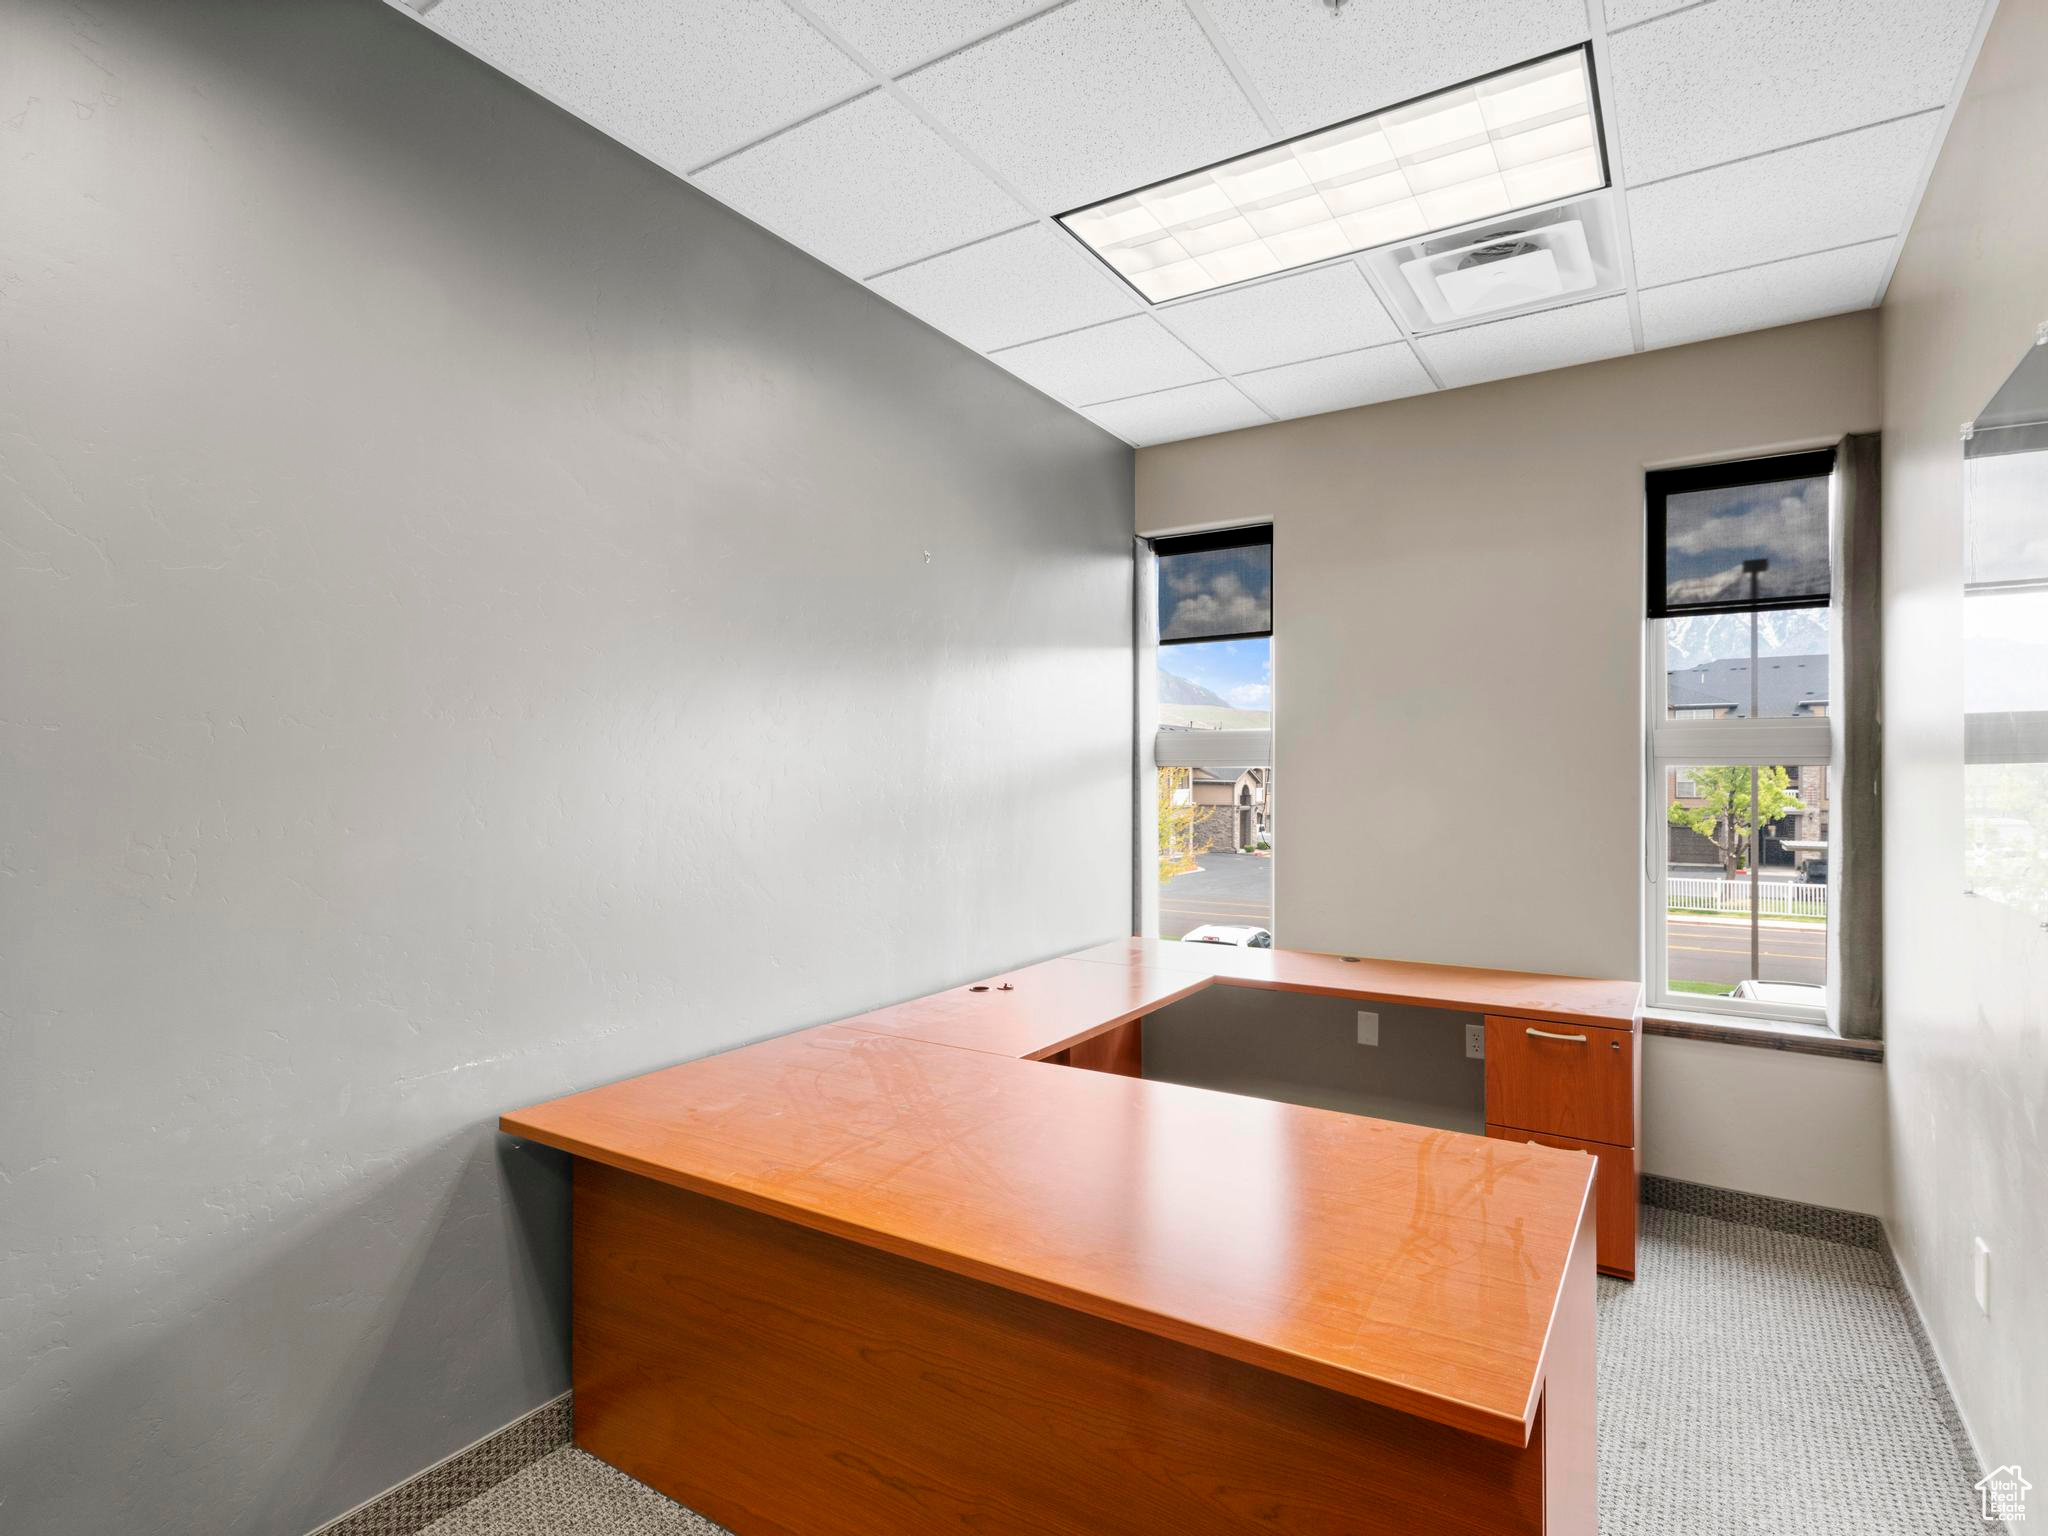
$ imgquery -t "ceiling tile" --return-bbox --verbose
[1601,0,1692,27]
[1234,343,1436,420]
[989,315,1216,405]
[1608,0,1983,186]
[1157,263,1401,375]
[1083,380,1269,447]
[694,91,1031,279]
[869,225,1138,352]
[429,0,869,172]
[1416,295,1635,389]
[1627,113,1941,288]
[1640,241,1893,350]
[801,0,1053,76]
[898,0,1268,211]
[1200,0,1587,137]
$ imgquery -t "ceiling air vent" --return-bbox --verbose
[1360,191,1622,334]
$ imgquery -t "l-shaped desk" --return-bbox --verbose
[503,937,1642,1536]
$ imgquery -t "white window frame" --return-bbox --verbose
[1645,621,1833,1027]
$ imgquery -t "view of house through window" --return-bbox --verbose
[1648,451,1836,1020]
[1157,639,1273,942]
[1151,526,1274,946]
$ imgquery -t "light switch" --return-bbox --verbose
[1356,1011,1379,1047]
[1974,1237,1991,1315]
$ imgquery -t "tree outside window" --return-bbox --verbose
[1667,764,1802,878]
[1156,766,1211,880]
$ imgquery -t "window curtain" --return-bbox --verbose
[1830,432,1883,1039]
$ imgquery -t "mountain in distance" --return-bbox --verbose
[1158,670,1231,708]
[1664,609,1831,669]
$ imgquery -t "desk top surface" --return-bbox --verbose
[503,940,1632,1444]
[1075,936,1643,1030]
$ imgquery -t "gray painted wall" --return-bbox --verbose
[0,2,1133,1531]
[1880,0,2048,1477]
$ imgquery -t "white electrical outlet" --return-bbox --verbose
[1974,1237,1991,1315]
[1356,1011,1379,1047]
[1465,1023,1485,1059]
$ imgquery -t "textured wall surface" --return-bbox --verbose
[1135,314,1889,1207]
[1879,0,2048,1476]
[0,2,1133,1532]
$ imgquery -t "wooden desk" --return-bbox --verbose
[503,941,1632,1535]
[848,940,1643,1280]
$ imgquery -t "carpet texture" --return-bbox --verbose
[422,1205,1996,1535]
[1596,1206,1993,1534]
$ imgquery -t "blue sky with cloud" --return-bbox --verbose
[1162,636,1271,709]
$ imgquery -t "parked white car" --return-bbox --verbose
[1180,924,1273,948]
[1730,979,1824,1008]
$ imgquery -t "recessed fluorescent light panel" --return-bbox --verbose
[1058,46,1607,305]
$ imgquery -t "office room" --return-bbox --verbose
[3,0,2044,1531]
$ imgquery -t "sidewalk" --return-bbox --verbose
[1668,910,1824,931]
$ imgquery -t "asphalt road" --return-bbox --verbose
[1667,917,1826,987]
[1158,849,1272,938]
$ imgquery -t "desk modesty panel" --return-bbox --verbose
[569,1157,1595,1536]
[500,1020,1592,1443]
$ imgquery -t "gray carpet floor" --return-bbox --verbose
[424,1205,1993,1535]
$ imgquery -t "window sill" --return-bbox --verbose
[1640,1007,1883,1063]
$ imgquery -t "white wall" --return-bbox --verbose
[1879,0,2048,1475]
[1137,313,1888,1210]
[0,4,1133,1532]
[1641,1037,1888,1215]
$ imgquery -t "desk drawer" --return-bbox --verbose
[1484,1014,1634,1146]
[1486,1126,1637,1279]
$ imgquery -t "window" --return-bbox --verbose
[1150,527,1273,945]
[1646,451,1836,1024]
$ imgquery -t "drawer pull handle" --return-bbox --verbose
[1524,1027,1588,1043]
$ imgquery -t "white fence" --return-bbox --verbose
[1667,875,1829,921]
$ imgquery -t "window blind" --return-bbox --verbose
[1647,449,1836,618]
[1964,338,2048,591]
[1154,525,1272,644]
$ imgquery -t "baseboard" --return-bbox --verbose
[1640,1172,1885,1248]
[1877,1227,2004,1529]
[1643,1174,2002,1531]
[306,1391,571,1536]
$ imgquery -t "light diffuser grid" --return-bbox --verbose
[1058,46,1607,304]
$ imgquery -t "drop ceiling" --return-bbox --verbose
[397,0,1994,447]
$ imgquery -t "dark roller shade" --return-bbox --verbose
[1155,525,1272,644]
[1648,449,1836,617]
